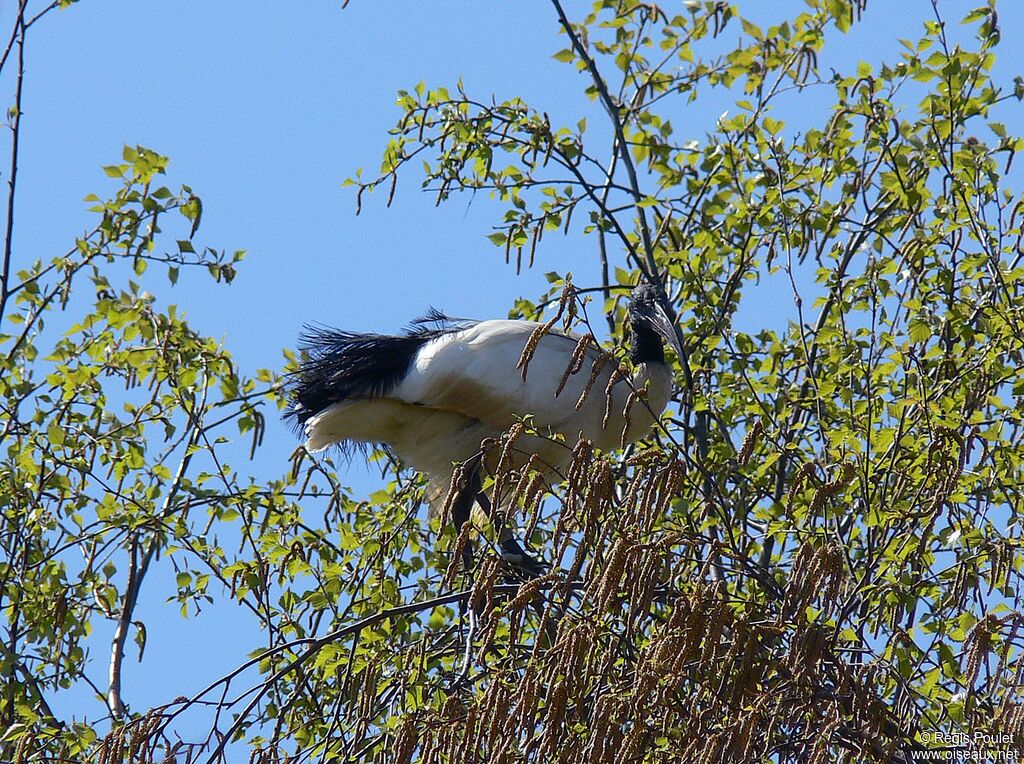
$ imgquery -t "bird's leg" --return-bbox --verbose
[450,458,482,571]
[473,489,546,576]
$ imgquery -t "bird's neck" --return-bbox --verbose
[630,322,664,364]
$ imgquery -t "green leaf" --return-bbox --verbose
[908,318,932,344]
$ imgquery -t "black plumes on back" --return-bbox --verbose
[286,318,464,427]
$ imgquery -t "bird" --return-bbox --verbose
[286,284,681,572]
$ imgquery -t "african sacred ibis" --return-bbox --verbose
[287,285,681,571]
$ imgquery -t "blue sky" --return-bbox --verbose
[7,0,1022,743]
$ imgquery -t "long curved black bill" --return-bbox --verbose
[649,301,685,362]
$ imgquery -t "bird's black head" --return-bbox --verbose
[628,284,683,364]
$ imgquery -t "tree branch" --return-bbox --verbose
[0,1,27,324]
[550,0,659,281]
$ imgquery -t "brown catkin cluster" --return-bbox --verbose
[575,350,615,410]
[737,418,764,465]
[996,701,1024,749]
[380,435,928,763]
[926,426,968,514]
[619,385,648,447]
[391,717,418,764]
[963,613,999,691]
[986,538,1016,595]
[439,461,469,530]
[787,622,828,684]
[555,332,595,397]
[516,283,575,381]
[488,423,526,524]
[406,570,907,763]
[781,541,846,623]
[601,365,628,429]
[441,521,474,589]
[95,712,162,764]
[469,554,503,614]
[13,732,36,764]
[786,460,817,509]
[507,570,560,613]
[808,461,856,515]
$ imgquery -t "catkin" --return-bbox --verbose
[442,522,474,588]
[737,418,764,465]
[964,615,996,690]
[575,351,613,410]
[619,386,647,447]
[517,284,574,380]
[507,571,558,613]
[556,333,595,397]
[602,366,627,429]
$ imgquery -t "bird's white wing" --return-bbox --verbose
[390,319,667,447]
[392,321,578,423]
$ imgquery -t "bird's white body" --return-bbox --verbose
[304,319,672,509]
